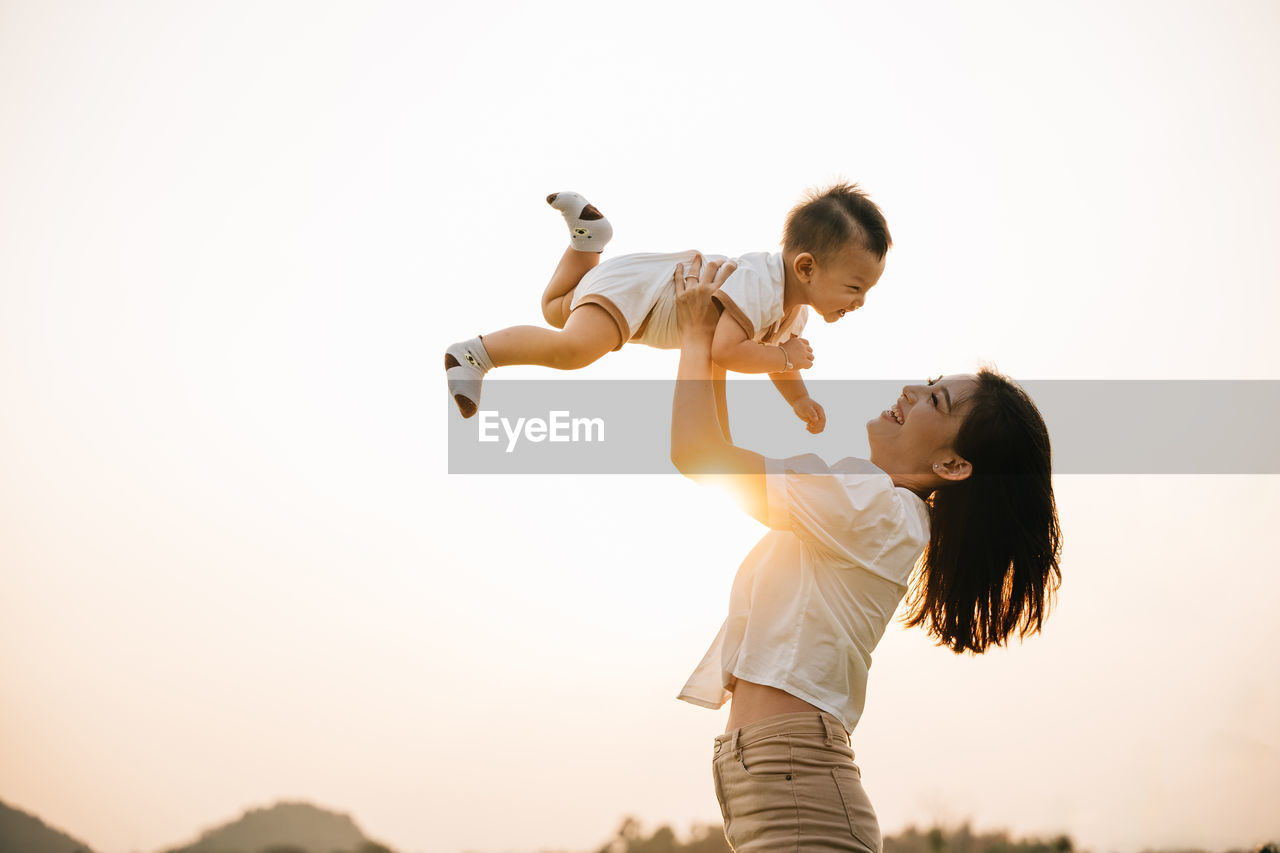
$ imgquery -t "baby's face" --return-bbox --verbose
[806,245,885,323]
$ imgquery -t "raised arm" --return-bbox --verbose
[670,255,768,523]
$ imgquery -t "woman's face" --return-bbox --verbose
[866,374,979,478]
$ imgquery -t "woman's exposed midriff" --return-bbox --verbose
[725,679,825,732]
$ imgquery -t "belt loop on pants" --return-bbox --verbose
[730,726,742,760]
[819,712,846,747]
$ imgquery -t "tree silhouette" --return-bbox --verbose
[592,818,728,853]
[885,824,1076,853]
[357,844,396,853]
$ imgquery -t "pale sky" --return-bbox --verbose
[1,3,1278,853]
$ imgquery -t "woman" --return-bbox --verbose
[669,256,1062,852]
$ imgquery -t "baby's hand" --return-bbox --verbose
[792,396,826,434]
[781,336,814,370]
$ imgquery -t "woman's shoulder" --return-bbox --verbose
[770,453,878,477]
[829,456,883,476]
[774,454,906,507]
[816,456,931,529]
[768,454,931,576]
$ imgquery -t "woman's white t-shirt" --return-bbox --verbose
[678,454,931,733]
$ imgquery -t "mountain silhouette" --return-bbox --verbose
[0,799,96,853]
[162,800,391,853]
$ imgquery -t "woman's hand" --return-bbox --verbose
[674,254,736,342]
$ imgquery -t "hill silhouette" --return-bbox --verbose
[5,795,1277,853]
[162,801,393,853]
[0,799,96,853]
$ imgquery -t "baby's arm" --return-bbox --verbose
[770,367,826,434]
[711,316,825,433]
[710,312,813,374]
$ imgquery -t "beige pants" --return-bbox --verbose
[712,711,881,853]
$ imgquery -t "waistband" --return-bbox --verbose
[714,711,849,754]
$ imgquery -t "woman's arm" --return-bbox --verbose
[670,255,768,523]
[713,361,732,444]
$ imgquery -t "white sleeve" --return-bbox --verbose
[713,262,776,341]
[764,454,928,584]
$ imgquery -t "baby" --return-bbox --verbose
[445,183,891,433]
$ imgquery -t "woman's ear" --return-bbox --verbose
[792,252,816,282]
[932,455,972,482]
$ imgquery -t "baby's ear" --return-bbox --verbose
[793,252,816,279]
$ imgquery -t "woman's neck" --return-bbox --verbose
[890,472,940,499]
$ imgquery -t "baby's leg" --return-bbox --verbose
[445,192,614,418]
[445,305,621,418]
[483,303,621,369]
[541,247,599,329]
[540,192,613,328]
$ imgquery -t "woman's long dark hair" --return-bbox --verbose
[904,368,1062,654]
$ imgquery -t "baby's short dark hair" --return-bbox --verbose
[783,182,892,263]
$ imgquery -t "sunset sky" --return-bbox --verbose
[1,2,1278,853]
